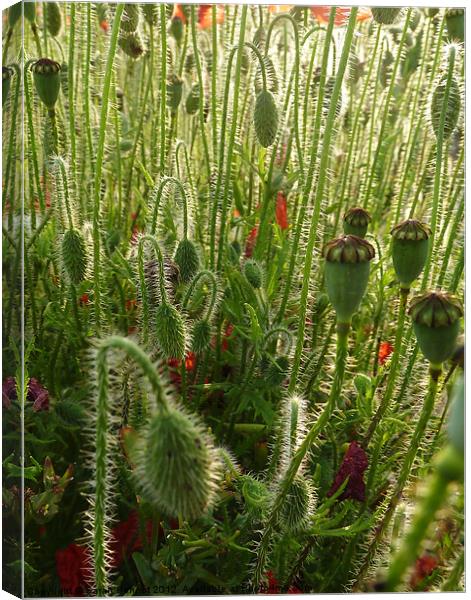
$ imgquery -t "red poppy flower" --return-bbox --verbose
[79,293,89,305]
[275,192,289,230]
[410,554,439,589]
[110,511,153,568]
[56,543,91,596]
[327,441,368,502]
[245,226,258,258]
[378,341,394,365]
[99,20,109,32]
[198,4,224,29]
[310,6,371,26]
[261,571,301,594]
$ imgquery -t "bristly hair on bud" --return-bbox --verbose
[61,228,88,284]
[254,89,278,147]
[430,71,461,140]
[119,31,145,59]
[121,3,140,33]
[243,259,263,289]
[174,238,199,283]
[155,301,186,360]
[280,474,315,532]
[45,2,62,37]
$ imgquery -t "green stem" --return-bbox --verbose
[159,5,168,174]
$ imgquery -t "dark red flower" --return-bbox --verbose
[79,293,89,305]
[261,571,301,594]
[245,226,258,258]
[221,323,234,352]
[2,376,16,409]
[56,543,90,596]
[410,554,439,589]
[275,192,289,230]
[27,378,49,412]
[327,441,368,502]
[378,341,394,365]
[99,20,109,32]
[172,4,187,24]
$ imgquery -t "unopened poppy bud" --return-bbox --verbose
[174,238,199,283]
[323,235,375,324]
[2,67,13,107]
[169,16,185,43]
[265,355,290,387]
[191,319,211,354]
[409,291,463,366]
[254,90,278,148]
[371,8,402,25]
[119,31,145,59]
[46,2,62,37]
[390,219,431,290]
[343,207,371,238]
[155,302,186,360]
[167,75,183,112]
[61,229,88,284]
[280,474,314,532]
[32,58,61,109]
[185,83,200,115]
[243,259,263,289]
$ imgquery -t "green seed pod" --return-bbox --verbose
[185,83,200,115]
[445,9,464,43]
[266,355,290,387]
[390,219,431,290]
[32,58,61,109]
[280,474,313,532]
[142,3,158,26]
[343,207,371,238]
[323,235,375,324]
[118,31,145,59]
[121,3,140,32]
[371,8,402,25]
[430,75,461,140]
[254,90,278,148]
[243,259,262,289]
[46,2,62,37]
[141,407,220,520]
[169,16,184,43]
[2,67,13,107]
[167,74,183,112]
[61,229,88,284]
[174,238,199,283]
[191,319,212,354]
[409,291,463,366]
[448,374,464,456]
[155,302,186,359]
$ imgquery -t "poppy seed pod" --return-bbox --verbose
[119,31,145,59]
[191,319,212,354]
[371,8,402,25]
[46,2,62,37]
[409,291,463,367]
[445,9,464,43]
[243,259,263,289]
[254,90,278,148]
[167,75,183,112]
[32,59,61,110]
[2,67,13,107]
[174,238,199,283]
[323,235,375,324]
[430,74,461,140]
[141,407,220,520]
[390,219,431,290]
[343,207,371,238]
[121,3,140,33]
[61,229,88,284]
[185,83,200,115]
[155,302,186,360]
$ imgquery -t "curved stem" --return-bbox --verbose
[182,269,218,321]
[150,176,189,237]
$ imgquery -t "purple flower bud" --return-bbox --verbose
[2,377,17,409]
[327,441,368,502]
[27,378,49,412]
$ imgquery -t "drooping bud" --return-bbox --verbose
[155,302,186,360]
[185,83,200,115]
[343,207,371,238]
[61,229,88,284]
[169,15,185,44]
[323,235,375,324]
[167,74,183,112]
[409,291,463,366]
[280,474,314,532]
[121,3,140,32]
[254,90,278,148]
[390,219,431,290]
[2,67,13,107]
[140,407,221,520]
[243,259,263,289]
[430,74,461,140]
[32,59,61,109]
[191,319,211,354]
[371,8,402,25]
[46,2,62,37]
[174,238,199,283]
[119,31,145,59]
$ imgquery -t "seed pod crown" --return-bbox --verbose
[391,219,431,241]
[323,235,375,263]
[409,291,463,328]
[343,207,371,238]
[32,58,61,109]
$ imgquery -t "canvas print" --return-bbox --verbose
[2,2,465,597]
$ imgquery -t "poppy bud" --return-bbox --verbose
[32,58,61,110]
[185,83,200,115]
[140,407,221,520]
[280,474,314,532]
[254,90,278,148]
[61,229,88,284]
[169,16,184,43]
[2,67,13,107]
[142,4,158,26]
[46,2,62,37]
[409,291,463,367]
[430,74,461,140]
[323,235,375,324]
[119,31,145,59]
[191,319,211,354]
[174,238,199,283]
[343,207,371,238]
[243,259,263,289]
[371,8,402,25]
[445,9,464,43]
[155,302,186,360]
[121,3,140,33]
[167,74,183,112]
[390,219,431,290]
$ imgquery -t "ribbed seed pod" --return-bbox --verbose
[390,219,431,289]
[185,83,200,115]
[409,291,463,366]
[430,75,461,140]
[280,474,313,532]
[61,229,88,284]
[343,207,371,238]
[323,235,375,324]
[121,3,140,32]
[46,2,62,37]
[142,4,158,26]
[254,90,278,148]
[167,75,183,112]
[141,407,220,520]
[191,319,212,354]
[243,259,262,289]
[445,9,464,42]
[155,302,186,359]
[2,67,13,107]
[174,239,199,283]
[371,8,402,25]
[118,31,145,59]
[32,59,61,109]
